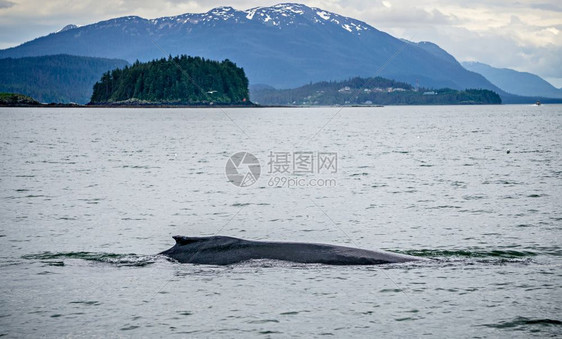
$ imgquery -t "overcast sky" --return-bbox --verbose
[1,0,561,87]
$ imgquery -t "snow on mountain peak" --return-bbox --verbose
[210,6,235,15]
[57,24,79,33]
[270,3,306,14]
[245,7,258,20]
[208,6,237,21]
[316,11,331,20]
[138,3,373,34]
[238,3,372,33]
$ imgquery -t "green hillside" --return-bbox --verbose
[0,54,129,104]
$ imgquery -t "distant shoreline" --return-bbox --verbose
[3,103,556,108]
[0,103,262,108]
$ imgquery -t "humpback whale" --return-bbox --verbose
[160,235,425,265]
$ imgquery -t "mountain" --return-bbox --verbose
[462,61,562,99]
[0,3,502,93]
[0,54,129,103]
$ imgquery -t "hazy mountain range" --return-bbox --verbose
[0,3,559,104]
[462,61,562,99]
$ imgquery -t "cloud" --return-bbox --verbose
[531,3,562,12]
[326,0,562,84]
[0,0,15,9]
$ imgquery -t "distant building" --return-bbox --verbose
[423,91,437,95]
[386,87,407,92]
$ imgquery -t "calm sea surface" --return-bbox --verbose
[0,105,561,337]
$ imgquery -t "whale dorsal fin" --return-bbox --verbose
[172,236,200,245]
[172,235,238,246]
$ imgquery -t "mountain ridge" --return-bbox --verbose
[462,61,562,99]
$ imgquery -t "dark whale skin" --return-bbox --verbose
[159,236,425,265]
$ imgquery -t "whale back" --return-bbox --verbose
[160,235,425,265]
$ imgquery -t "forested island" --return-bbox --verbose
[90,56,250,105]
[251,77,502,105]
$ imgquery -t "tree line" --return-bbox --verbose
[251,76,501,105]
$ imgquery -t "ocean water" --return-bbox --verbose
[0,105,561,337]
